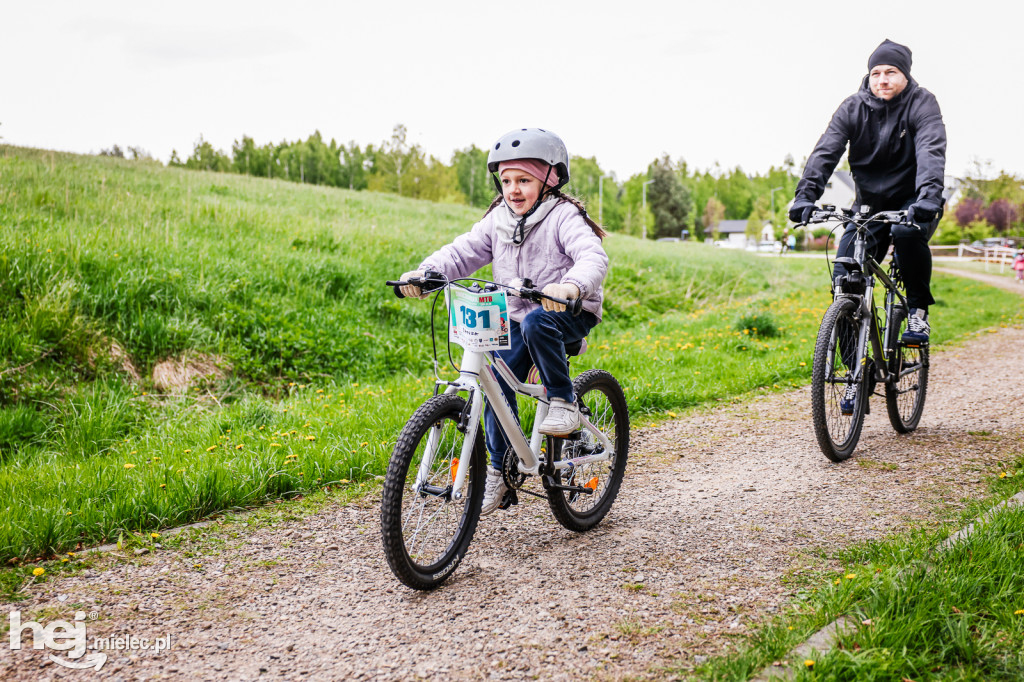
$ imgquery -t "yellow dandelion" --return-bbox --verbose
[340,479,350,484]
[845,573,857,580]
[270,443,281,448]
[206,445,217,452]
[1000,472,1008,479]
[360,441,368,447]
[67,552,75,557]
[799,362,807,367]
[306,435,316,441]
[804,660,815,668]
[123,463,136,470]
[61,558,69,563]
[66,511,72,516]
[151,532,161,539]
[1015,609,1024,615]
[184,449,192,454]
[236,444,244,450]
[130,450,137,454]
[153,457,161,462]
[33,567,45,576]
[177,468,185,474]
[159,484,166,489]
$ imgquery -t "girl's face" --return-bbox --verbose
[500,169,543,216]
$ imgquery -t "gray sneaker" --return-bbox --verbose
[480,466,508,516]
[901,308,930,346]
[539,398,581,437]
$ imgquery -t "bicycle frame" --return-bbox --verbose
[831,215,910,390]
[414,345,615,501]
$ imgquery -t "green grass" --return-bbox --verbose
[1,145,1023,567]
[693,446,1024,681]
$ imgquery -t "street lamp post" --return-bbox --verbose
[641,179,654,240]
[598,174,613,223]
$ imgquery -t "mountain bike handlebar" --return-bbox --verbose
[806,206,909,227]
[386,271,584,316]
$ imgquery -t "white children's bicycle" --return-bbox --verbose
[380,272,629,590]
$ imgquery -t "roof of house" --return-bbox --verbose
[713,219,749,234]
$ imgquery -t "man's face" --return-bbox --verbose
[869,64,908,101]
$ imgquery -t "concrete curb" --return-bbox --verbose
[750,490,1024,681]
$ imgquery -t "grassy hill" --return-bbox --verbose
[1,145,1021,564]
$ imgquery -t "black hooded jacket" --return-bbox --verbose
[794,76,946,211]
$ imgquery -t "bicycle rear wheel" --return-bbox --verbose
[885,308,929,433]
[545,370,629,531]
[811,297,868,462]
[380,393,484,590]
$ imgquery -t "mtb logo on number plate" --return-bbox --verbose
[447,289,510,351]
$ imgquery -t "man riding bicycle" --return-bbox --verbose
[789,39,947,352]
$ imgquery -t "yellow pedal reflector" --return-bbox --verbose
[585,477,599,491]
[450,457,459,483]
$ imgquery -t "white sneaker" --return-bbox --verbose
[539,398,581,437]
[480,466,508,516]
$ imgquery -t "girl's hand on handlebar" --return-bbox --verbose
[399,270,427,299]
[541,283,580,312]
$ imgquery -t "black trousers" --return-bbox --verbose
[832,198,939,310]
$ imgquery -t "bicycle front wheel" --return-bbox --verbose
[545,370,629,531]
[885,308,929,433]
[380,393,484,590]
[811,297,868,462]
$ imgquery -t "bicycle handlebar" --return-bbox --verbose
[801,206,911,228]
[385,272,584,316]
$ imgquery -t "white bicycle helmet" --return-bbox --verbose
[486,128,570,193]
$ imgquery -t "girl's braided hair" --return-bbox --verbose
[482,190,608,240]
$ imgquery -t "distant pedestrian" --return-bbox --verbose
[787,232,797,254]
[1013,249,1024,284]
[780,229,790,256]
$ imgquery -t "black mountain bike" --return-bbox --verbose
[806,206,929,462]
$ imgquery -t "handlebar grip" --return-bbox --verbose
[569,296,583,317]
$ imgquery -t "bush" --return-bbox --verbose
[733,310,781,338]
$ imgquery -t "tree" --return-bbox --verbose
[954,197,984,227]
[185,136,230,172]
[451,145,493,207]
[646,155,693,240]
[984,199,1018,232]
[338,141,369,191]
[703,196,726,240]
[99,145,125,158]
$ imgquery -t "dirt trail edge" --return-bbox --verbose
[5,327,1024,681]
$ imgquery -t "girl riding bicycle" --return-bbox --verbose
[399,128,609,515]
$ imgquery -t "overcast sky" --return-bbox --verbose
[3,1,1022,183]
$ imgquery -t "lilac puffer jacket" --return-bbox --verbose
[419,200,608,322]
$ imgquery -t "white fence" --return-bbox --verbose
[930,244,1019,272]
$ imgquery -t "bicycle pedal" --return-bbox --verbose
[498,489,519,510]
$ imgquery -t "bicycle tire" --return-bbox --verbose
[811,297,868,462]
[380,393,484,590]
[885,307,929,433]
[545,370,629,531]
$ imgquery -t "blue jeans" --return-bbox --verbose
[484,308,598,468]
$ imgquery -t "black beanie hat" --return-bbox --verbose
[868,39,912,78]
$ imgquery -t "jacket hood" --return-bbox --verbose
[858,74,919,110]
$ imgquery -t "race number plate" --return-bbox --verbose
[447,288,510,351]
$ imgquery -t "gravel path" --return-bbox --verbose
[5,277,1023,681]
